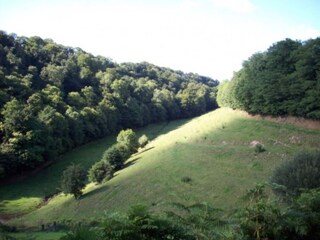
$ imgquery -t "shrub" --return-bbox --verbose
[88,161,114,183]
[290,189,320,238]
[116,129,138,154]
[237,184,282,240]
[138,134,149,148]
[115,143,132,160]
[271,151,320,196]
[60,164,86,199]
[101,205,192,240]
[273,188,320,240]
[254,144,266,153]
[102,144,130,171]
[166,202,224,239]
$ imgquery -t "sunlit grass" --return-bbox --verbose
[10,108,320,227]
[0,197,42,215]
[0,121,185,216]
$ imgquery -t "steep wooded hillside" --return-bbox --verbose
[0,31,218,179]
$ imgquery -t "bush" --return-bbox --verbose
[88,161,114,183]
[138,134,149,148]
[236,184,283,240]
[102,144,130,171]
[116,129,138,154]
[60,164,86,199]
[115,143,132,160]
[271,151,320,196]
[101,205,192,240]
[89,142,132,184]
[270,188,320,240]
[254,144,266,153]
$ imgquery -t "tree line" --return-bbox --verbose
[0,31,218,179]
[60,129,143,199]
[217,37,320,119]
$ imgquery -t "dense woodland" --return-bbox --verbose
[0,31,218,179]
[217,38,320,119]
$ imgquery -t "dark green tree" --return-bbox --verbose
[102,144,130,171]
[88,160,114,183]
[60,164,86,199]
[218,37,320,119]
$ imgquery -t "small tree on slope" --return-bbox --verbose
[60,164,86,199]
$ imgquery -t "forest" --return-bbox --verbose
[0,31,218,179]
[217,38,320,119]
[1,31,320,240]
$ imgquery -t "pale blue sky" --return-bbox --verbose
[0,0,319,80]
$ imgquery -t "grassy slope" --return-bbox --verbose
[6,108,320,227]
[0,121,182,216]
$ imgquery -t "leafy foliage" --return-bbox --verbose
[56,186,320,240]
[165,202,225,239]
[138,134,149,148]
[60,164,86,199]
[236,184,282,240]
[88,160,114,183]
[254,144,266,153]
[218,38,320,119]
[60,226,99,240]
[0,31,218,179]
[100,205,192,240]
[101,144,130,171]
[116,129,138,154]
[287,189,320,239]
[88,130,139,183]
[236,185,320,240]
[271,151,320,197]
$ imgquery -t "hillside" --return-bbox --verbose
[7,108,320,228]
[0,31,218,180]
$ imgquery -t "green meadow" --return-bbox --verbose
[8,232,64,240]
[2,108,320,230]
[0,120,186,216]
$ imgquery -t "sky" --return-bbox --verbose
[0,0,319,81]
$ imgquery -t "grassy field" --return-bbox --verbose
[0,120,184,216]
[2,108,320,229]
[8,232,64,240]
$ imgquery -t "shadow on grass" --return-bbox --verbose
[135,147,155,156]
[81,157,141,200]
[123,157,141,168]
[81,184,109,199]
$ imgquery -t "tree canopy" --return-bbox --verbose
[217,38,320,119]
[0,31,218,179]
